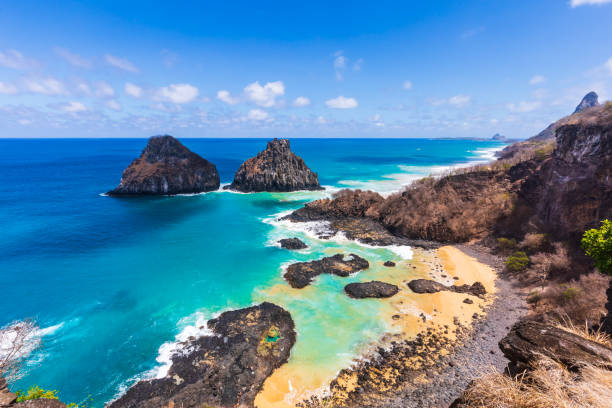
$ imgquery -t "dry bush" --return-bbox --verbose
[0,319,39,382]
[530,273,609,325]
[459,356,612,408]
[519,233,550,254]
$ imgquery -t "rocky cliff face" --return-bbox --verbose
[110,302,295,408]
[227,139,321,192]
[574,91,600,114]
[108,135,220,196]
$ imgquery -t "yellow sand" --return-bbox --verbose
[254,245,498,408]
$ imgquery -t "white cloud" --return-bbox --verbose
[403,80,413,90]
[353,58,363,71]
[570,0,612,6]
[448,95,471,107]
[23,77,67,95]
[76,82,92,96]
[244,81,284,107]
[606,57,612,75]
[54,47,91,68]
[156,83,199,104]
[60,101,87,113]
[247,108,269,120]
[293,96,311,107]
[334,55,347,80]
[507,101,542,113]
[529,75,546,85]
[0,49,36,69]
[106,100,122,111]
[326,96,358,109]
[125,82,143,98]
[95,81,115,98]
[104,54,139,73]
[0,81,18,94]
[217,90,240,105]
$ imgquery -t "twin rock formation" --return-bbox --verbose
[108,136,321,196]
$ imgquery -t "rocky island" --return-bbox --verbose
[107,135,220,196]
[284,253,369,288]
[226,138,322,192]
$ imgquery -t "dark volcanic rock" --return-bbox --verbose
[499,320,612,374]
[344,281,399,298]
[407,279,486,298]
[383,261,396,267]
[108,135,220,196]
[110,302,295,408]
[13,401,67,408]
[284,253,369,289]
[278,237,307,250]
[227,139,321,192]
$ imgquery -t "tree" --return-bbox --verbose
[0,319,40,383]
[582,220,612,332]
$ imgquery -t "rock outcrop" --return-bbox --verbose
[0,378,67,408]
[108,135,220,196]
[344,281,399,298]
[227,139,321,192]
[110,302,295,408]
[278,238,307,250]
[284,254,369,288]
[407,279,486,298]
[574,91,600,114]
[499,320,612,374]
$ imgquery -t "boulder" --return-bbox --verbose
[499,320,612,374]
[383,261,396,267]
[108,135,219,196]
[284,254,369,289]
[278,238,307,250]
[344,281,399,298]
[227,139,322,192]
[0,379,16,407]
[407,279,486,298]
[110,302,295,408]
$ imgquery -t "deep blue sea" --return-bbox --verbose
[0,138,503,407]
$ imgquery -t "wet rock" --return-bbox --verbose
[383,261,396,267]
[107,135,219,196]
[284,254,369,289]
[407,279,486,298]
[344,281,399,299]
[499,320,612,375]
[227,139,322,192]
[278,238,307,250]
[110,302,296,408]
[463,298,473,304]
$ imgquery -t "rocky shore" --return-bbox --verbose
[110,302,295,408]
[108,135,220,196]
[283,253,369,288]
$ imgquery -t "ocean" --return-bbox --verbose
[0,138,503,406]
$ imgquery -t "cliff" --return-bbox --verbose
[227,139,322,192]
[108,135,220,196]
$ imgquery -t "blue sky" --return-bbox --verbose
[0,0,611,138]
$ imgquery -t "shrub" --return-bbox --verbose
[582,219,612,275]
[520,233,549,253]
[16,386,59,402]
[527,290,541,304]
[561,285,579,301]
[497,237,517,251]
[505,251,530,272]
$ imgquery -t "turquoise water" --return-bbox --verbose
[0,138,503,406]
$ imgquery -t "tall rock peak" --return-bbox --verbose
[108,135,220,196]
[227,138,322,192]
[574,91,599,114]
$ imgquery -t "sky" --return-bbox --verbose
[0,0,611,138]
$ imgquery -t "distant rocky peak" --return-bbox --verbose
[574,91,599,114]
[266,138,290,152]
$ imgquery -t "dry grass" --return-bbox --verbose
[459,356,612,408]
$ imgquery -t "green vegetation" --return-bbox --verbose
[561,285,579,301]
[497,237,517,251]
[526,290,541,304]
[16,386,60,402]
[505,251,530,272]
[582,219,612,275]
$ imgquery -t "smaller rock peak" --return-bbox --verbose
[266,138,290,152]
[574,91,599,114]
